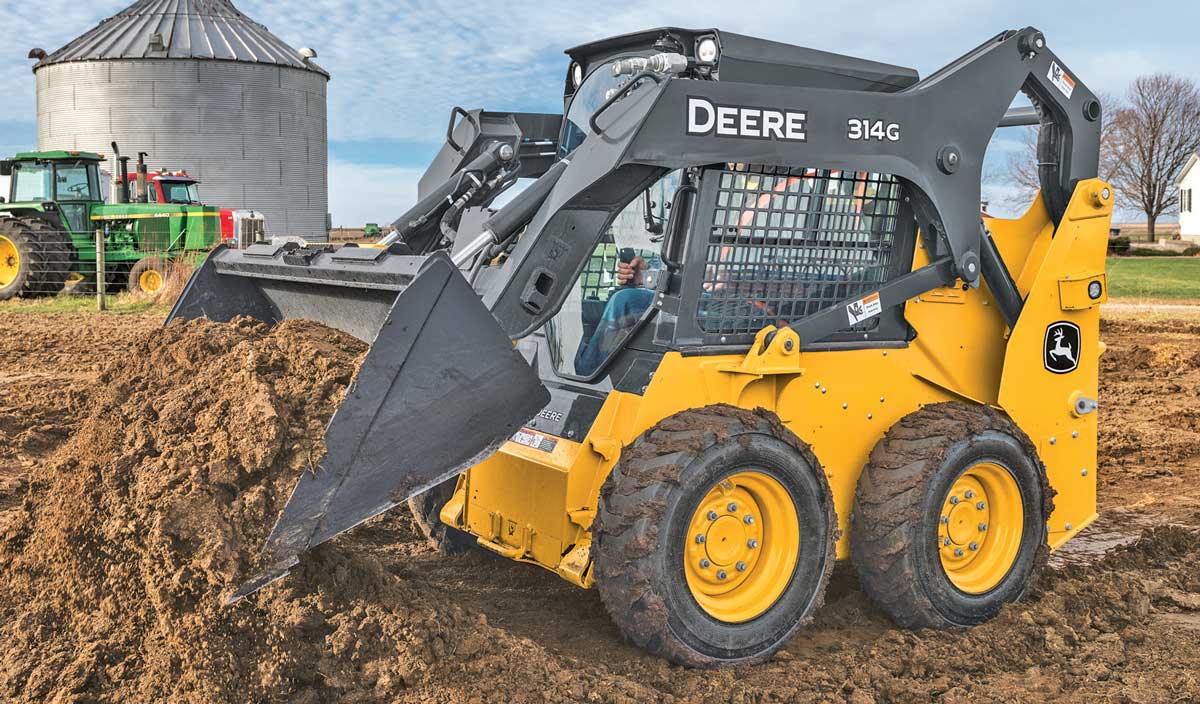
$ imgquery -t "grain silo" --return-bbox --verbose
[32,0,330,241]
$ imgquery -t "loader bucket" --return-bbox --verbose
[168,244,549,601]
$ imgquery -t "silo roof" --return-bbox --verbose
[34,0,329,77]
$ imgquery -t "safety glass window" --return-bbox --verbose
[545,171,680,378]
[12,163,51,202]
[55,165,96,201]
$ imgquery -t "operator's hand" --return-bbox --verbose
[617,256,647,287]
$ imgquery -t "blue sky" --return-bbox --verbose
[1,0,1197,225]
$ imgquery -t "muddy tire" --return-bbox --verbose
[0,217,73,300]
[592,405,837,667]
[127,256,175,295]
[406,478,477,555]
[851,402,1052,629]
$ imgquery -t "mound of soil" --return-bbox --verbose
[0,318,653,703]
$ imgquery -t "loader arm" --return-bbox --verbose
[481,27,1100,342]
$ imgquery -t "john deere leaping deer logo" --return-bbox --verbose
[1044,321,1081,374]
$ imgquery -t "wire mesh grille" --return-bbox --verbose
[695,164,905,338]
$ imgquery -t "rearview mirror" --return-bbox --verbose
[0,160,11,176]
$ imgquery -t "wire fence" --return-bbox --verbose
[0,221,204,306]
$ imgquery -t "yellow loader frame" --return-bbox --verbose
[443,180,1113,588]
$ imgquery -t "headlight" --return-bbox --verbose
[696,36,719,64]
[571,62,584,89]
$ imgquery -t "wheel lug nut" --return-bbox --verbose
[954,548,964,557]
[943,538,952,546]
[727,503,738,513]
[940,516,949,524]
[707,510,718,520]
[695,534,706,544]
[736,561,747,572]
[965,490,975,499]
[978,523,988,531]
[747,539,759,549]
[976,501,986,510]
[717,570,728,580]
[969,542,979,551]
[744,515,755,525]
[700,559,710,568]
[949,496,960,505]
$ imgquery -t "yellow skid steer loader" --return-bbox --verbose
[169,26,1112,666]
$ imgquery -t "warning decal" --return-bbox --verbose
[1048,62,1076,99]
[846,292,883,325]
[512,428,558,453]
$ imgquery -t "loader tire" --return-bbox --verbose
[0,217,72,301]
[851,402,1052,630]
[406,478,476,555]
[592,405,837,668]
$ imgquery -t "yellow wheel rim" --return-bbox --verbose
[683,471,799,623]
[139,268,163,294]
[0,235,19,288]
[938,462,1024,594]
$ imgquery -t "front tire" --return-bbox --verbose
[127,256,174,295]
[406,478,477,555]
[592,405,837,667]
[851,402,1052,629]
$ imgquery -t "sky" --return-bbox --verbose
[1,0,1197,225]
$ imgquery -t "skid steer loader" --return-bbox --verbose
[169,26,1111,666]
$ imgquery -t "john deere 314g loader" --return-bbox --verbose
[169,26,1111,666]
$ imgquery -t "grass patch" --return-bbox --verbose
[0,294,168,316]
[1106,257,1200,301]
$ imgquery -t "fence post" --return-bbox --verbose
[95,229,106,312]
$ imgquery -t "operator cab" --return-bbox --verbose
[0,151,103,233]
[125,170,202,205]
[544,29,922,384]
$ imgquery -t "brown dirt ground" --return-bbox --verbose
[0,311,1197,703]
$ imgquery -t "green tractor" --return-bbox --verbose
[0,149,223,300]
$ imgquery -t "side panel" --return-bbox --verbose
[997,179,1113,549]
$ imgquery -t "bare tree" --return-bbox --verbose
[1107,74,1200,237]
[1002,91,1121,213]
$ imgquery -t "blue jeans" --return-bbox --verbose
[575,287,655,376]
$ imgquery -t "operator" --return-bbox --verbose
[575,254,656,376]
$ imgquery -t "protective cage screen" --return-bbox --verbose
[695,164,905,339]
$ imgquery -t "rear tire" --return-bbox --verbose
[851,402,1052,629]
[592,405,837,667]
[406,478,477,555]
[0,217,72,300]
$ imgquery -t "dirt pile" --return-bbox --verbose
[0,318,651,703]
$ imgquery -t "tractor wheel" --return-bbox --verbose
[127,256,174,295]
[592,405,837,667]
[406,478,477,555]
[0,217,72,301]
[851,402,1052,629]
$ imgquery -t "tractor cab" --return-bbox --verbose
[1,151,104,234]
[124,170,203,205]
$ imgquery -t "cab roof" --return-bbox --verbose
[13,150,104,162]
[566,27,919,94]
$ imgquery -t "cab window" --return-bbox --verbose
[12,163,52,201]
[544,171,680,378]
[55,164,97,201]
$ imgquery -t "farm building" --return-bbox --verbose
[1177,151,1199,242]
